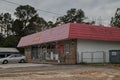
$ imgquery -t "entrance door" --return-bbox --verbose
[59,45,64,56]
[109,50,120,63]
[59,45,65,62]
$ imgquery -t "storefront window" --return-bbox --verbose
[65,44,70,54]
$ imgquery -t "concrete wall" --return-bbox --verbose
[77,39,120,63]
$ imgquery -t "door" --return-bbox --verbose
[59,45,65,62]
[59,45,64,56]
[109,50,120,63]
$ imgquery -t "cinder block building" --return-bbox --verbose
[17,23,120,64]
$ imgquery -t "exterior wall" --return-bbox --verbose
[77,39,120,63]
[58,39,77,64]
[24,47,32,62]
[24,39,77,64]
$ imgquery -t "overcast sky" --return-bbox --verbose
[0,0,120,26]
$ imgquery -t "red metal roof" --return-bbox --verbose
[69,23,120,41]
[17,23,120,47]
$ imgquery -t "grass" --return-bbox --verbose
[78,63,120,67]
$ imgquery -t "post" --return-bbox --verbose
[81,52,83,63]
[103,51,106,63]
[91,52,94,63]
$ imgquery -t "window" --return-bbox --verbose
[9,55,15,58]
[111,52,117,56]
[0,54,5,58]
[65,44,70,54]
[15,54,22,57]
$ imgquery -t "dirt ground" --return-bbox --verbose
[0,63,120,80]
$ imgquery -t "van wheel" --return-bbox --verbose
[2,60,8,64]
[20,59,25,63]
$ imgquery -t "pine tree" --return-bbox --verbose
[111,8,120,27]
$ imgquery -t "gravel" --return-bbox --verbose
[0,63,119,80]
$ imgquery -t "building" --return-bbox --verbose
[0,48,19,58]
[17,23,120,64]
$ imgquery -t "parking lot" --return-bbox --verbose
[0,63,120,80]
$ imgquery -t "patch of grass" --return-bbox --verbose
[86,63,110,66]
[78,63,113,66]
[78,63,120,69]
[78,62,87,65]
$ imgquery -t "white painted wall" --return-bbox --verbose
[77,39,120,63]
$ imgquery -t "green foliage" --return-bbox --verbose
[0,33,4,47]
[56,8,86,24]
[13,5,37,36]
[47,21,59,28]
[28,15,48,32]
[13,5,48,36]
[110,8,120,27]
[0,13,13,36]
[14,5,37,21]
[12,19,25,37]
[0,5,49,48]
[1,35,20,47]
[0,6,94,48]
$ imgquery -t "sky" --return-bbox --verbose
[0,0,120,26]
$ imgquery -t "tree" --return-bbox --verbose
[28,15,48,32]
[12,19,25,36]
[0,33,4,47]
[2,35,20,47]
[0,13,13,36]
[13,5,48,36]
[56,8,86,24]
[14,5,37,23]
[14,5,37,36]
[47,21,59,28]
[110,8,120,27]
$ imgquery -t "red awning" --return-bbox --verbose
[17,23,120,47]
[17,24,70,47]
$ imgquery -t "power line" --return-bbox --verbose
[37,9,62,16]
[1,0,20,5]
[0,0,63,16]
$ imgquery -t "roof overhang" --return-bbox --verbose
[0,48,19,53]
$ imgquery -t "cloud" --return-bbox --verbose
[0,0,120,26]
